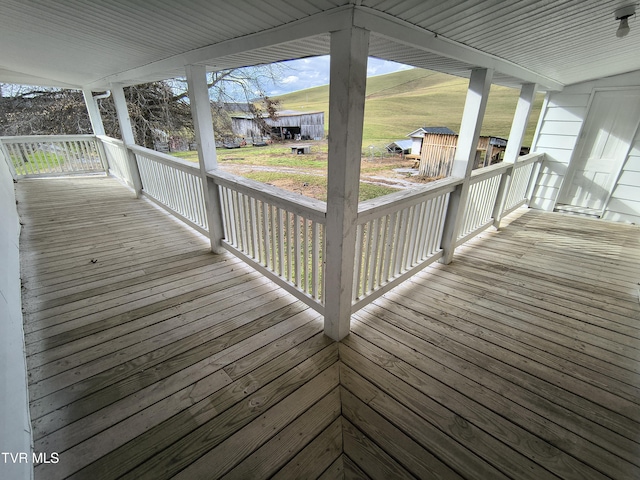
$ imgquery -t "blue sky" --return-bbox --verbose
[265,56,412,96]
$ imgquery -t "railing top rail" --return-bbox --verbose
[128,144,200,175]
[470,161,511,183]
[209,169,327,223]
[0,134,97,143]
[358,176,462,223]
[513,152,545,168]
[470,151,545,183]
[96,135,124,146]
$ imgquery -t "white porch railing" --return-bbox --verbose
[209,170,327,312]
[97,135,132,187]
[457,163,505,244]
[2,134,544,319]
[131,145,209,235]
[0,135,106,177]
[456,153,543,246]
[503,154,541,215]
[352,177,459,311]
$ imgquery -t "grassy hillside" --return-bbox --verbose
[276,68,544,149]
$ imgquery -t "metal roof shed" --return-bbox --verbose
[231,110,325,141]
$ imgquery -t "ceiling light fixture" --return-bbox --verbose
[614,5,636,38]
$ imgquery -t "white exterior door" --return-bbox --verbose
[560,89,640,210]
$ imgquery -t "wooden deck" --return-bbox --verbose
[17,176,339,480]
[343,210,640,479]
[17,176,640,479]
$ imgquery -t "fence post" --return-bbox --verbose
[185,64,225,254]
[440,68,493,264]
[323,25,370,341]
[492,83,537,228]
[111,85,143,197]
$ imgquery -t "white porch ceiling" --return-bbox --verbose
[0,0,638,91]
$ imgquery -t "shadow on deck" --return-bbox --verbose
[17,176,640,479]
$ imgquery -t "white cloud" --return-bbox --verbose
[367,59,413,77]
[265,56,413,96]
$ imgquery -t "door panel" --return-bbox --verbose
[560,89,640,210]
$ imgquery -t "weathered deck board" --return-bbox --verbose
[18,176,640,479]
[341,386,464,479]
[17,177,338,480]
[269,417,343,480]
[342,417,416,480]
[345,209,640,480]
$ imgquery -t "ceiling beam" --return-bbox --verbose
[86,4,564,91]
[0,67,80,89]
[86,5,354,89]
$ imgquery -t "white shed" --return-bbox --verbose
[407,126,457,155]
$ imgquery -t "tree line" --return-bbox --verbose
[0,66,281,149]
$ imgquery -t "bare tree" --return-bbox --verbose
[0,83,186,148]
[0,88,93,137]
[173,64,284,141]
[0,64,287,147]
[100,82,192,149]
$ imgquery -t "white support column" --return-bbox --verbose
[185,64,225,254]
[111,85,136,145]
[323,26,370,341]
[440,68,493,264]
[82,89,110,172]
[492,83,537,228]
[82,88,106,136]
[504,83,537,164]
[111,85,143,197]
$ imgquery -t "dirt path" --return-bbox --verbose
[219,163,422,189]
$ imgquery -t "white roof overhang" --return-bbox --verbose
[1,1,638,92]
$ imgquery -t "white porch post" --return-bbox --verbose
[440,68,493,264]
[492,83,537,228]
[82,88,110,172]
[82,89,106,136]
[185,64,225,254]
[323,26,370,341]
[111,85,143,197]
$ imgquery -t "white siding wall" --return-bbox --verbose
[530,94,588,210]
[603,134,640,224]
[531,69,640,222]
[0,154,32,479]
[410,137,422,155]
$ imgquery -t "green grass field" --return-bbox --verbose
[173,146,327,169]
[276,67,544,148]
[174,146,401,201]
[174,67,544,202]
[237,171,397,202]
